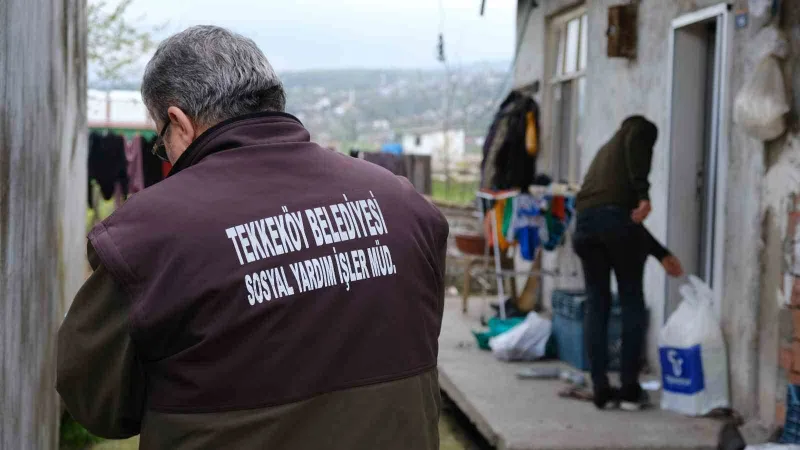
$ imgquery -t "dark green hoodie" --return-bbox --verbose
[576,116,658,213]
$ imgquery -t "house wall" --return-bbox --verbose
[514,0,798,421]
[0,0,87,447]
[401,130,467,160]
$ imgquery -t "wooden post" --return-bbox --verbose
[0,1,87,447]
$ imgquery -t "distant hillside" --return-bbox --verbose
[282,64,510,147]
[90,61,511,147]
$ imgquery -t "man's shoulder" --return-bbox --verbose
[90,177,185,247]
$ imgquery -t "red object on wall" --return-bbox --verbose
[781,343,794,371]
[792,340,800,374]
[162,161,172,178]
[791,278,800,308]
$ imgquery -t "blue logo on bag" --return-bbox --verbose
[659,345,705,395]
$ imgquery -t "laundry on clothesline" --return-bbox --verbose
[482,189,576,261]
[87,129,166,210]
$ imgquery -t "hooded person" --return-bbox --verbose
[56,25,448,450]
[573,115,683,411]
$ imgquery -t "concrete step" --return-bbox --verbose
[438,297,722,450]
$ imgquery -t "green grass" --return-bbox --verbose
[432,179,479,206]
[91,437,139,450]
[86,192,118,234]
[60,413,103,450]
[439,414,480,450]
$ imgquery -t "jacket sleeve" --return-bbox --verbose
[56,240,146,439]
[624,127,654,202]
[642,226,670,261]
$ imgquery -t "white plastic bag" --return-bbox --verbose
[733,55,789,141]
[489,312,552,362]
[659,275,729,416]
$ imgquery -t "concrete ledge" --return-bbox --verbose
[438,297,722,450]
[440,364,501,448]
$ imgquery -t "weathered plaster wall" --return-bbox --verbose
[759,0,800,424]
[515,0,724,363]
[513,0,781,418]
[0,0,87,448]
[758,137,800,426]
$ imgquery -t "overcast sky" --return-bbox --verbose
[123,0,516,72]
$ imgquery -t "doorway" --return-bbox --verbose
[665,5,731,317]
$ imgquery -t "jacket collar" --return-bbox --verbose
[168,111,306,177]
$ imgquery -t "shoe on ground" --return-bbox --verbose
[593,387,620,410]
[620,385,651,411]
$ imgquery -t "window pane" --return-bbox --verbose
[557,82,573,183]
[554,28,564,77]
[564,18,580,75]
[549,84,562,177]
[579,14,588,71]
[572,77,586,183]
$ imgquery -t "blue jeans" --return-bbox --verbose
[572,206,648,394]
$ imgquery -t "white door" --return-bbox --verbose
[665,6,730,316]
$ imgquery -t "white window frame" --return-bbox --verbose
[543,6,588,185]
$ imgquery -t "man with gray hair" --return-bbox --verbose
[57,26,448,450]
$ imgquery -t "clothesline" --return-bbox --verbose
[476,185,579,319]
[87,130,169,223]
[480,187,576,257]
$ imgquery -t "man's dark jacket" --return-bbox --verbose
[57,112,449,450]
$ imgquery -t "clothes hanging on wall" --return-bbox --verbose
[88,132,128,207]
[481,91,541,191]
[525,111,538,156]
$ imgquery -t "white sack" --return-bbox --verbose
[489,312,551,362]
[659,275,730,416]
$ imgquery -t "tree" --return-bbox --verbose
[88,0,161,83]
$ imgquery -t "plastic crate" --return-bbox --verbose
[552,289,588,320]
[552,289,622,320]
[551,290,625,371]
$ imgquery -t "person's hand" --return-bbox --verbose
[661,255,684,278]
[631,200,651,223]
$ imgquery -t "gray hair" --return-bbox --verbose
[141,25,286,127]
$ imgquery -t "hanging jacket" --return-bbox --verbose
[58,112,449,450]
[481,91,540,190]
[88,132,129,205]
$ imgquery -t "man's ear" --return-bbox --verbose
[167,106,197,149]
